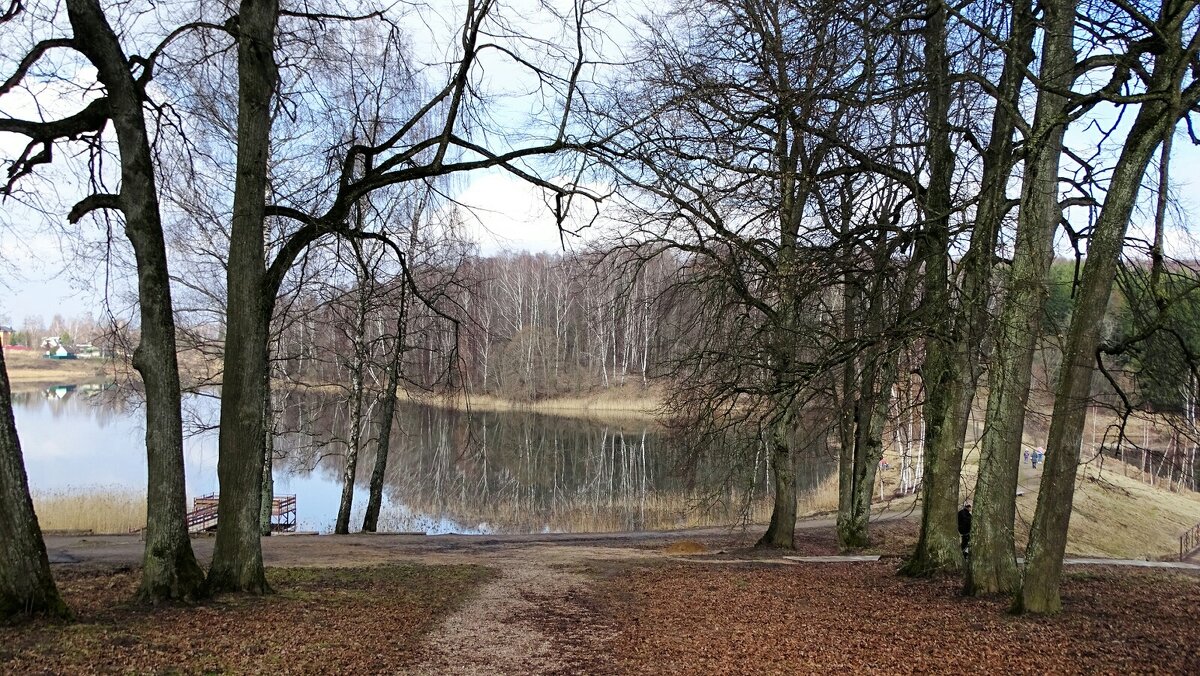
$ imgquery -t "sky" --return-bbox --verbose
[0,0,615,326]
[3,0,1200,326]
[0,171,581,324]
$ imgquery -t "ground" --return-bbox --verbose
[5,519,1198,674]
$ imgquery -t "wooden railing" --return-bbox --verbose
[1181,521,1200,561]
[185,494,297,533]
[186,494,220,533]
[271,495,297,532]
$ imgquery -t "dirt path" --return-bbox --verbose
[45,530,712,674]
[35,511,914,675]
[41,511,1199,674]
[407,544,647,675]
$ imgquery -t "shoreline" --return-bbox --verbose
[3,347,667,417]
[287,380,665,419]
[3,348,119,392]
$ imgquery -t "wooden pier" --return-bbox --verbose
[186,494,297,533]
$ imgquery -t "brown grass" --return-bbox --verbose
[662,540,709,554]
[32,488,145,534]
[365,491,776,534]
[2,349,115,389]
[1017,460,1200,559]
[397,384,664,419]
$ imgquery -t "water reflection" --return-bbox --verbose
[13,385,835,534]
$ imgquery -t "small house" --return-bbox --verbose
[0,325,13,347]
[45,345,77,360]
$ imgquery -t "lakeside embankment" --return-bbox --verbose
[2,348,117,390]
[276,378,664,419]
[3,346,664,416]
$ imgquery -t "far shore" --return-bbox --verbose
[3,346,666,418]
[3,348,119,391]
[280,380,665,419]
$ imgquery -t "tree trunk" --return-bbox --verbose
[967,0,1076,597]
[66,0,205,603]
[837,358,895,549]
[208,0,279,595]
[335,282,370,534]
[1021,38,1187,613]
[906,0,957,576]
[756,408,796,549]
[363,300,407,532]
[0,348,68,621]
[259,378,274,537]
[904,0,1034,578]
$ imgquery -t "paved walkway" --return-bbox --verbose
[673,554,1200,570]
[1060,558,1200,570]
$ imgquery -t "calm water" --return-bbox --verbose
[12,386,835,533]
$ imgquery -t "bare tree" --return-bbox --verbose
[0,0,212,602]
[597,0,921,548]
[1020,0,1200,613]
[204,0,603,592]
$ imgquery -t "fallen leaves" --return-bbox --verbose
[0,563,496,674]
[580,561,1200,674]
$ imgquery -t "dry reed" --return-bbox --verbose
[32,487,145,534]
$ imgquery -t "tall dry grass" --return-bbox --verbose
[361,490,780,535]
[397,386,663,420]
[32,487,145,534]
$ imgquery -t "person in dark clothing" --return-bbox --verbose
[957,503,972,559]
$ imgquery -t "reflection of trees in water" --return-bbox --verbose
[10,385,128,429]
[273,392,836,532]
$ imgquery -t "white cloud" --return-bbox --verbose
[450,171,606,254]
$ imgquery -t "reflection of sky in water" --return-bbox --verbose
[14,392,210,494]
[13,388,811,534]
[14,391,501,534]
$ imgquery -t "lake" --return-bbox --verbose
[13,385,836,534]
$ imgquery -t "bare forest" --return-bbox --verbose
[2,0,1200,639]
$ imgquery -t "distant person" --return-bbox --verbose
[957,502,972,559]
[1023,448,1030,464]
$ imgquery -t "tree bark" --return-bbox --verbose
[363,297,408,532]
[1021,13,1193,611]
[967,0,1076,597]
[0,348,69,621]
[756,409,796,549]
[208,0,279,595]
[66,0,205,603]
[904,0,1034,578]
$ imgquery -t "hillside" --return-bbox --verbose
[866,443,1200,560]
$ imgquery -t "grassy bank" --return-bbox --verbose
[2,349,116,390]
[866,436,1200,560]
[1017,460,1200,559]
